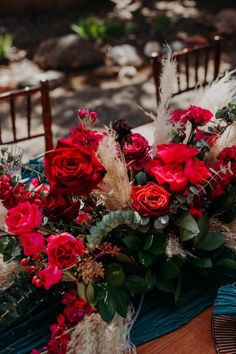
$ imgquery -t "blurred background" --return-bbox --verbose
[0,0,236,158]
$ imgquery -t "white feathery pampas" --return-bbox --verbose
[67,311,136,354]
[194,70,236,114]
[94,132,132,211]
[208,122,236,161]
[0,261,20,290]
[152,50,177,149]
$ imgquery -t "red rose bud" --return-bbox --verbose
[35,278,42,288]
[20,258,29,266]
[89,111,97,124]
[33,253,42,261]
[77,211,91,226]
[27,266,36,275]
[78,108,89,120]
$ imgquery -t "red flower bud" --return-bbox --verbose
[32,275,38,284]
[27,266,36,275]
[78,108,89,120]
[89,111,97,123]
[20,258,29,267]
[35,279,42,288]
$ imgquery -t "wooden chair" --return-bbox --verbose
[152,36,221,104]
[0,80,53,151]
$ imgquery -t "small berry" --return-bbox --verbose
[20,258,29,266]
[35,279,42,288]
[27,266,36,275]
[32,275,38,285]
[33,253,41,261]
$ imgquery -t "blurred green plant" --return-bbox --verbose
[154,15,173,32]
[71,16,135,41]
[0,34,13,62]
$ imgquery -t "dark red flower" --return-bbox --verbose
[44,146,106,196]
[44,192,80,221]
[123,133,151,170]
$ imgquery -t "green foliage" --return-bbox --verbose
[71,16,134,41]
[215,104,236,124]
[87,210,149,248]
[175,212,200,241]
[154,15,173,32]
[0,233,22,262]
[0,34,13,61]
[106,263,125,287]
[196,232,225,251]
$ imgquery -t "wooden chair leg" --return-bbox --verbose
[41,80,53,151]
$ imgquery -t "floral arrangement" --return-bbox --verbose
[0,57,236,354]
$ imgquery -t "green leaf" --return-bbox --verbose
[77,282,87,301]
[106,263,125,286]
[155,278,175,293]
[115,253,133,263]
[109,287,129,318]
[215,258,236,271]
[197,215,209,239]
[123,233,141,251]
[145,269,158,289]
[175,276,182,303]
[196,232,225,251]
[125,275,148,294]
[159,260,180,279]
[143,234,154,251]
[138,250,154,268]
[190,257,213,268]
[97,287,116,323]
[135,171,148,185]
[149,239,165,255]
[176,213,200,241]
[86,283,95,303]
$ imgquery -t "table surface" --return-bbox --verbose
[137,307,216,354]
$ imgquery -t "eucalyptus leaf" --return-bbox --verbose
[196,232,225,251]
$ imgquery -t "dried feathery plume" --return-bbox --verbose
[67,311,136,354]
[208,123,236,161]
[194,70,236,114]
[153,48,177,149]
[94,132,132,211]
[210,218,236,251]
[0,260,21,291]
[166,236,194,258]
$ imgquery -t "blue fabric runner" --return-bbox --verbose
[213,284,236,319]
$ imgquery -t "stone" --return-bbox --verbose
[34,34,104,70]
[143,41,161,58]
[18,70,66,88]
[170,40,185,52]
[118,66,137,80]
[215,9,236,34]
[111,44,143,67]
[93,65,119,78]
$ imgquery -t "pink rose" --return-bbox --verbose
[47,232,84,268]
[38,266,62,290]
[20,232,45,256]
[5,201,42,235]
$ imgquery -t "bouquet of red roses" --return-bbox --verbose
[0,102,236,353]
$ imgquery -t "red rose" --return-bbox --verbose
[156,143,199,164]
[217,146,236,173]
[20,232,45,256]
[5,201,42,235]
[186,105,213,126]
[38,265,62,290]
[44,192,80,221]
[170,109,188,125]
[132,182,170,217]
[150,164,188,192]
[194,128,218,147]
[47,232,84,268]
[123,133,151,170]
[184,159,211,185]
[57,124,106,151]
[44,146,106,196]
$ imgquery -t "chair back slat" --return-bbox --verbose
[204,46,210,84]
[10,96,17,141]
[26,91,31,137]
[152,37,221,105]
[0,80,53,152]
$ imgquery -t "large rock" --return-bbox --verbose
[215,9,236,35]
[18,70,65,88]
[34,34,104,70]
[111,44,143,67]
